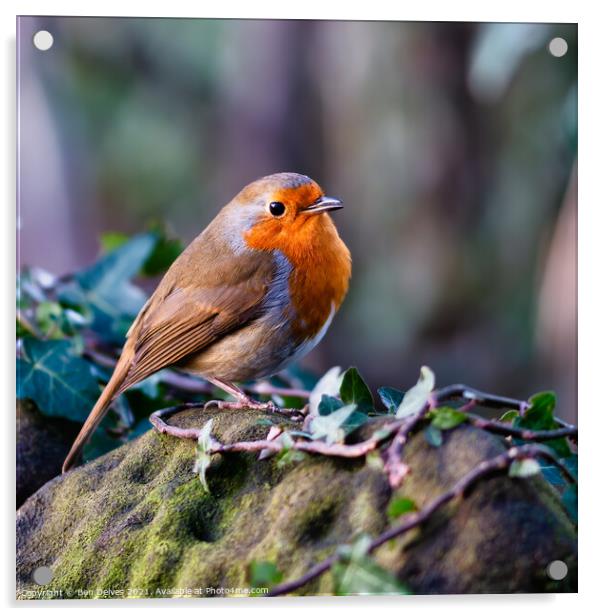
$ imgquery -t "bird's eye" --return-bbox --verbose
[269,201,286,217]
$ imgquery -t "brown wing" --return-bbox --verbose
[63,213,277,473]
[117,252,275,394]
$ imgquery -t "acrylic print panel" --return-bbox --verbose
[16,16,577,599]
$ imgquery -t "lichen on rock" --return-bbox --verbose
[16,406,577,598]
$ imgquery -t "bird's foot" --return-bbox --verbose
[204,397,305,421]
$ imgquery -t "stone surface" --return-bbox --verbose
[16,406,577,598]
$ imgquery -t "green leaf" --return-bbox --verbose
[340,367,374,413]
[396,366,435,418]
[100,231,129,253]
[499,409,519,423]
[193,419,214,491]
[387,497,417,519]
[17,338,100,422]
[377,387,405,414]
[101,227,183,277]
[424,424,443,447]
[517,392,557,430]
[430,406,467,430]
[318,394,345,416]
[333,535,411,595]
[59,233,157,344]
[513,391,571,457]
[35,301,65,338]
[142,226,184,276]
[309,367,343,416]
[249,561,283,589]
[509,458,541,478]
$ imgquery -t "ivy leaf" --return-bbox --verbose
[142,225,184,276]
[318,394,345,416]
[17,338,100,422]
[377,387,405,414]
[333,535,411,595]
[99,231,129,253]
[309,367,343,416]
[513,391,571,457]
[310,404,358,443]
[396,366,435,418]
[509,458,541,478]
[193,419,214,492]
[249,561,283,589]
[424,424,443,447]
[340,367,374,413]
[100,227,183,277]
[59,233,156,344]
[499,409,519,423]
[387,497,417,519]
[430,406,467,430]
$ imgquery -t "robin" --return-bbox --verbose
[62,172,351,472]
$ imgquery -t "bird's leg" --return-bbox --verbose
[203,376,305,421]
[204,376,277,412]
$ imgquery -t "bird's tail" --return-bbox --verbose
[62,356,131,473]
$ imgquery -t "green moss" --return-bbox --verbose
[17,409,577,598]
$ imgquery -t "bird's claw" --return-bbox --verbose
[202,398,303,421]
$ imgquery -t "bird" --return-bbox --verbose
[62,172,351,472]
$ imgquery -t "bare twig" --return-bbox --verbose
[150,403,405,458]
[267,443,575,596]
[466,413,577,442]
[383,395,435,488]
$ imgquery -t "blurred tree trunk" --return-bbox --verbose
[536,164,577,423]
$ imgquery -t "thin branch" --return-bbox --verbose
[383,395,435,488]
[466,413,577,442]
[433,384,530,412]
[267,444,574,596]
[150,403,405,458]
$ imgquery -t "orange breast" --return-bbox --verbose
[244,214,351,342]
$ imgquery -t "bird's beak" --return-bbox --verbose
[302,196,344,215]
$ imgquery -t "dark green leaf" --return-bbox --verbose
[387,497,417,519]
[59,233,156,344]
[17,338,100,422]
[101,227,183,277]
[318,394,345,416]
[517,392,557,430]
[430,406,467,430]
[309,366,343,415]
[340,367,374,412]
[377,387,405,414]
[513,392,571,457]
[142,228,184,276]
[424,424,443,447]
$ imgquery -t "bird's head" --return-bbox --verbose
[221,172,344,256]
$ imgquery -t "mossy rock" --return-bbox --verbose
[16,407,577,598]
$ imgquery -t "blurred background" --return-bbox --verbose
[17,17,577,422]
